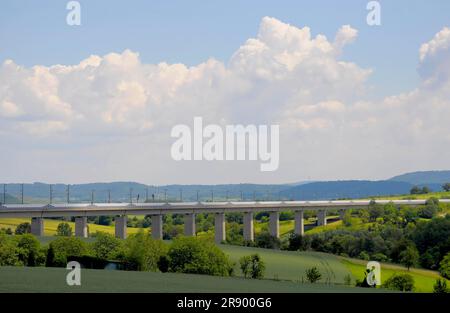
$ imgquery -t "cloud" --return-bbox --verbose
[0,18,449,183]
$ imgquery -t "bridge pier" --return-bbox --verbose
[115,215,127,239]
[214,213,226,244]
[243,212,254,242]
[294,210,304,236]
[75,217,88,238]
[269,212,279,238]
[151,215,163,240]
[184,213,196,236]
[317,209,327,226]
[31,217,43,236]
[339,209,346,220]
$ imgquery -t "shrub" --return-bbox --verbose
[47,237,89,267]
[157,255,169,273]
[167,236,233,276]
[239,254,265,279]
[287,233,310,251]
[358,251,370,261]
[91,232,123,260]
[56,222,72,236]
[439,252,450,279]
[305,267,322,283]
[255,232,280,249]
[121,231,168,271]
[15,223,31,235]
[383,273,415,291]
[371,253,388,263]
[433,278,449,293]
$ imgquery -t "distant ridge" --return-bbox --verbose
[389,170,450,185]
[1,170,449,203]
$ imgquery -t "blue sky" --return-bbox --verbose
[1,0,450,98]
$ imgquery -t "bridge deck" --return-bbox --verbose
[0,199,447,218]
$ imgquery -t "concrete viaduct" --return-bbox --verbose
[0,199,446,243]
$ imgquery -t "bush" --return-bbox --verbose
[157,255,169,273]
[255,232,280,249]
[305,267,322,283]
[167,236,233,276]
[91,232,123,260]
[433,278,449,293]
[121,231,167,271]
[15,223,31,235]
[358,251,370,261]
[287,233,310,251]
[383,273,415,291]
[371,253,389,263]
[56,222,72,236]
[239,254,265,279]
[47,237,89,267]
[439,252,450,279]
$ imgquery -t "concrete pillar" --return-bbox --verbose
[339,209,346,220]
[151,215,163,240]
[214,213,226,244]
[294,210,304,236]
[317,210,327,226]
[184,213,196,236]
[115,215,127,239]
[31,217,44,236]
[75,217,88,238]
[269,212,280,238]
[243,212,254,242]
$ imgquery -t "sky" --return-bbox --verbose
[1,0,450,184]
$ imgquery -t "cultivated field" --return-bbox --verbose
[0,266,384,293]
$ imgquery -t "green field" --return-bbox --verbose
[220,245,350,284]
[0,218,144,236]
[0,240,443,292]
[341,258,447,293]
[0,266,384,293]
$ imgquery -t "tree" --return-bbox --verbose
[56,222,72,236]
[383,273,415,291]
[0,234,20,266]
[15,222,31,235]
[443,183,450,192]
[122,231,168,271]
[287,233,310,251]
[255,232,280,249]
[305,267,322,283]
[399,245,419,270]
[439,252,450,279]
[421,186,430,194]
[48,237,89,267]
[167,236,233,276]
[16,234,42,266]
[410,186,421,195]
[239,254,265,279]
[91,232,122,259]
[433,278,449,293]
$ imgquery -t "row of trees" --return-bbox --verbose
[0,231,270,280]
